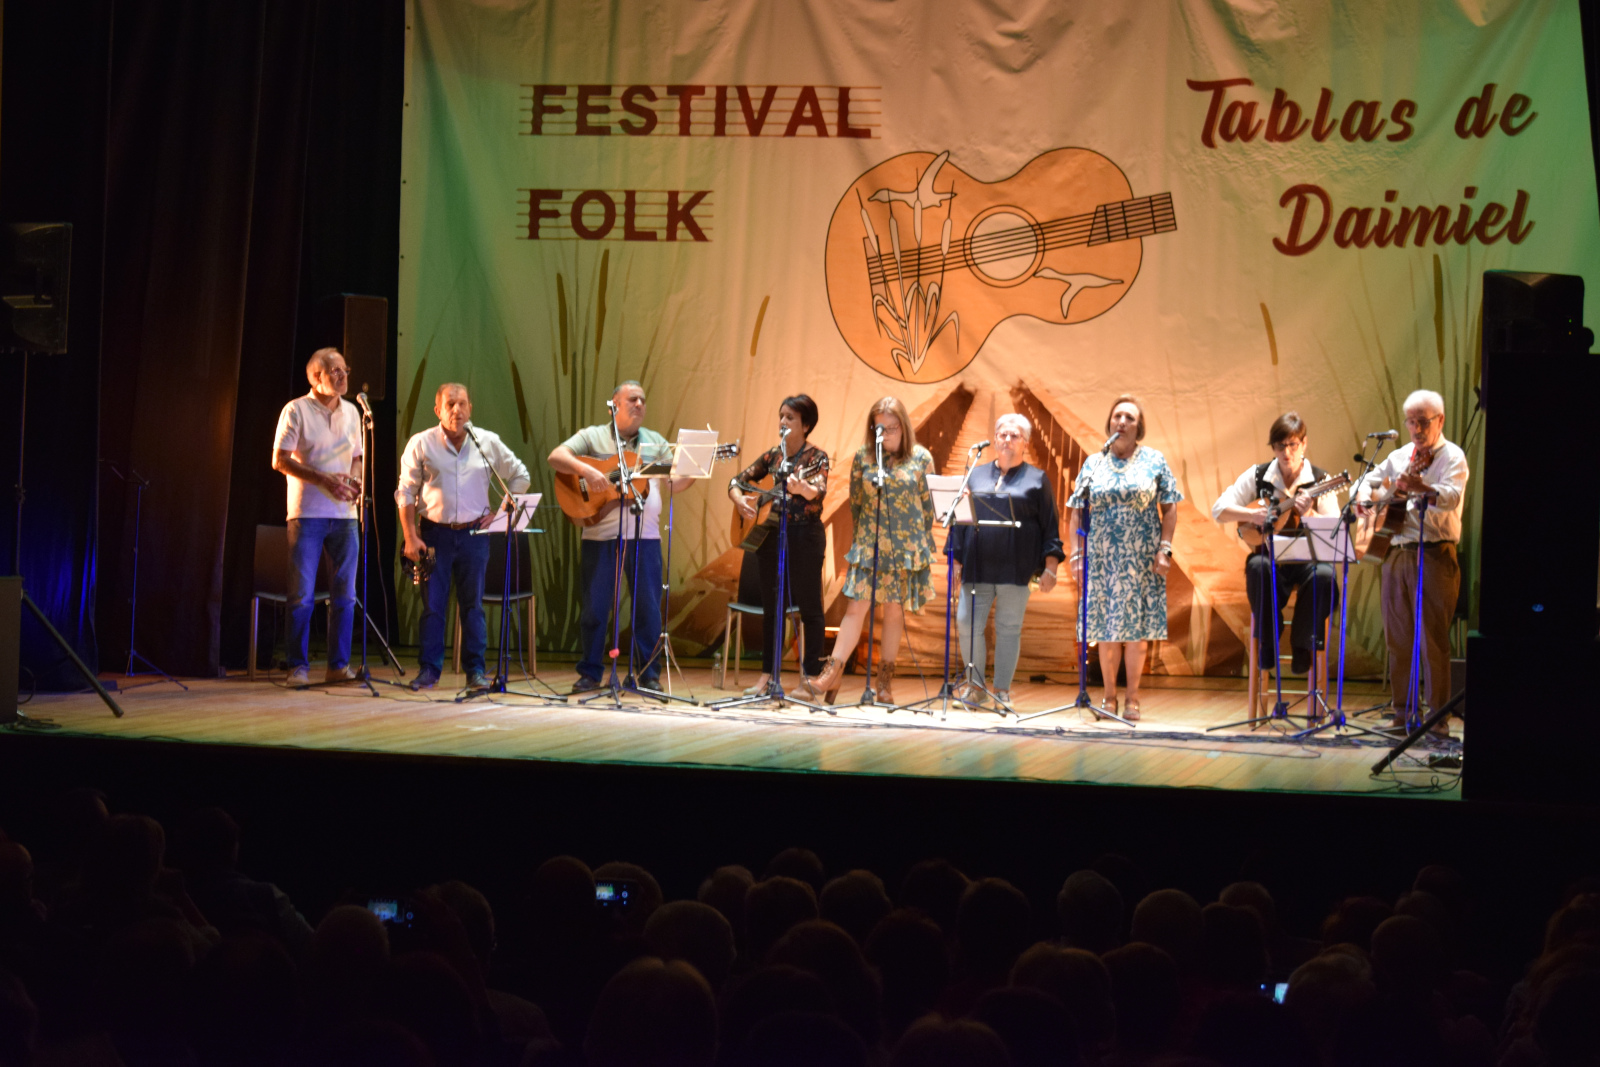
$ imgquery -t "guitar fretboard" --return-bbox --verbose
[865,192,1176,287]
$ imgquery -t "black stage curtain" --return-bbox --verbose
[2,0,401,683]
[0,0,113,691]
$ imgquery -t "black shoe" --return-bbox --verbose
[1291,647,1311,674]
[570,675,602,695]
[638,673,661,690]
[411,667,440,691]
[465,670,490,692]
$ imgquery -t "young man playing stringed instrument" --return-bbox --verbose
[548,381,698,694]
[1354,389,1470,733]
[1212,412,1346,678]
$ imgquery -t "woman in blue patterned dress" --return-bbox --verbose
[1064,395,1182,721]
[809,397,936,705]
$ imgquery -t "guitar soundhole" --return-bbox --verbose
[965,207,1041,287]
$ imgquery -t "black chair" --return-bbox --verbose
[250,524,333,680]
[453,531,537,674]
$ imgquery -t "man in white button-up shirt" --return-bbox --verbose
[271,348,364,687]
[1356,389,1470,733]
[396,383,531,691]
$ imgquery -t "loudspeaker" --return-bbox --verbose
[1477,271,1599,640]
[313,293,388,400]
[0,577,19,724]
[1,223,72,354]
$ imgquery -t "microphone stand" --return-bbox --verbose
[1019,436,1132,727]
[579,409,697,707]
[713,431,829,714]
[833,428,894,711]
[349,396,381,697]
[902,444,1004,720]
[102,464,185,690]
[1209,490,1314,733]
[1292,442,1389,740]
[456,425,564,704]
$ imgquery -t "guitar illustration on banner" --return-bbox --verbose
[825,148,1178,382]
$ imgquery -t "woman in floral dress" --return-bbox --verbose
[1064,395,1182,721]
[810,396,936,704]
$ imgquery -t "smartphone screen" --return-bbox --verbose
[595,879,634,908]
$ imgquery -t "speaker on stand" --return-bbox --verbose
[1465,270,1598,802]
[2,223,124,725]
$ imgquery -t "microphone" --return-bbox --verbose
[605,399,616,412]
[875,425,885,442]
[356,391,372,414]
[1367,430,1398,439]
[969,440,991,453]
[780,426,791,439]
[1100,432,1119,454]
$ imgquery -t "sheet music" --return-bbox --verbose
[1274,514,1358,562]
[671,428,721,478]
[927,474,975,524]
[483,493,542,533]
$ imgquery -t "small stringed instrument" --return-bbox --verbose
[1358,445,1436,562]
[553,442,740,526]
[1236,470,1351,548]
[401,546,437,585]
[825,148,1178,382]
[729,455,829,551]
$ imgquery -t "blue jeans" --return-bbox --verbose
[578,537,662,682]
[955,582,1033,691]
[419,522,491,674]
[286,518,358,670]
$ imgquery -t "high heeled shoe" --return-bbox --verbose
[874,660,897,706]
[1094,694,1119,720]
[742,673,772,697]
[1123,697,1142,722]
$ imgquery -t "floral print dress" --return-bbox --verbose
[842,444,936,611]
[1066,445,1183,641]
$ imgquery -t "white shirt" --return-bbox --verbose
[273,392,364,520]
[560,424,671,542]
[395,423,531,525]
[1357,438,1469,545]
[1211,459,1343,524]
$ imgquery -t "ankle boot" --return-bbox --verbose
[812,656,846,700]
[874,660,897,705]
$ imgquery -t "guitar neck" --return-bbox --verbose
[868,192,1176,287]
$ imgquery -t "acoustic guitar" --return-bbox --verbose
[1236,470,1351,548]
[553,442,740,527]
[825,148,1178,383]
[1356,445,1436,562]
[729,456,829,552]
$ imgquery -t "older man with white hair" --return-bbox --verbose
[1357,389,1470,733]
[271,347,364,687]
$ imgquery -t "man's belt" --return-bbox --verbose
[420,516,482,531]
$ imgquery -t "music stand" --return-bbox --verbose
[903,479,1019,719]
[632,430,723,704]
[1286,516,1386,740]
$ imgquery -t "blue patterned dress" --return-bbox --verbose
[1066,446,1183,641]
[842,444,937,612]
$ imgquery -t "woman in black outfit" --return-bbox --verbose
[727,395,830,696]
[947,412,1065,706]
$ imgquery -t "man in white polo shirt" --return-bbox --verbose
[271,348,364,687]
[397,383,531,692]
[547,380,695,693]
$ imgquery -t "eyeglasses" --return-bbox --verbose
[1404,414,1439,428]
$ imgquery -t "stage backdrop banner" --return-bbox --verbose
[398,0,1599,678]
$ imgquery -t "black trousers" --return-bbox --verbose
[755,521,826,675]
[1245,553,1335,665]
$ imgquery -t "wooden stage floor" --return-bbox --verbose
[23,665,1462,799]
